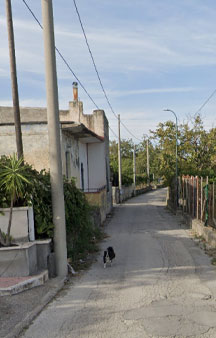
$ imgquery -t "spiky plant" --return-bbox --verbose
[0,154,31,246]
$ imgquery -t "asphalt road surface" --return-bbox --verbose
[21,188,216,338]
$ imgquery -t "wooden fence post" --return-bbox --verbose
[182,176,185,214]
[196,176,199,219]
[201,177,203,221]
[213,182,215,225]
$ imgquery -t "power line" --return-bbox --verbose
[21,0,99,110]
[22,0,140,141]
[195,88,216,115]
[109,126,118,139]
[21,0,117,140]
[72,0,142,142]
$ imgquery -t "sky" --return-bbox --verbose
[1,0,216,142]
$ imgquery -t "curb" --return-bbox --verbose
[0,270,49,296]
[4,276,66,338]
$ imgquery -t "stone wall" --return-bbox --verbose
[85,188,107,223]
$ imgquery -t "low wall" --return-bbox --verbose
[135,185,153,196]
[0,240,51,277]
[0,206,35,242]
[167,196,216,249]
[112,184,153,204]
[183,215,216,248]
[85,188,107,223]
[112,185,135,204]
[106,182,113,215]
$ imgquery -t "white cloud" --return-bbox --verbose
[106,87,198,98]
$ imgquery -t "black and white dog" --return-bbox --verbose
[103,246,115,268]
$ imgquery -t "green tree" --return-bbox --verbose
[0,154,31,246]
[109,139,134,186]
[150,120,177,185]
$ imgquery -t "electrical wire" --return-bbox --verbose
[109,126,118,139]
[21,0,118,140]
[21,0,99,110]
[21,0,216,143]
[72,0,142,142]
[195,88,216,115]
[22,0,143,142]
[22,0,118,138]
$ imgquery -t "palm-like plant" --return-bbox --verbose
[0,154,31,246]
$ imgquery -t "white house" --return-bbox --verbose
[0,84,112,222]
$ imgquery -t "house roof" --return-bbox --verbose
[61,122,104,143]
[0,116,104,143]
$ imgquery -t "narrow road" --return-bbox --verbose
[21,188,216,337]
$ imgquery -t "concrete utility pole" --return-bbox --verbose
[164,109,178,208]
[5,0,23,159]
[133,144,136,192]
[41,0,67,277]
[147,138,150,185]
[118,114,122,198]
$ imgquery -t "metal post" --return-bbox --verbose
[41,0,67,277]
[5,0,23,159]
[133,144,136,190]
[118,114,122,200]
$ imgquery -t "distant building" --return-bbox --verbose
[0,83,112,222]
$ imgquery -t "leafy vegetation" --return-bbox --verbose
[110,114,216,187]
[0,157,102,260]
[0,155,31,246]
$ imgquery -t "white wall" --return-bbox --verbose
[79,142,88,190]
[88,143,106,190]
[61,132,80,187]
[0,124,49,172]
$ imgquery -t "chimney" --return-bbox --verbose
[72,82,78,101]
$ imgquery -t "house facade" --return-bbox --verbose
[0,85,112,222]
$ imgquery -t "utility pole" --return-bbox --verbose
[147,138,150,185]
[41,0,67,277]
[164,109,178,209]
[133,144,136,194]
[118,114,122,201]
[5,0,23,159]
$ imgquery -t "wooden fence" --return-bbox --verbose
[178,176,216,228]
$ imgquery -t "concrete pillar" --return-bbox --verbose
[41,0,67,277]
[118,114,122,199]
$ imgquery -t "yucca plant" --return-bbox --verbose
[0,154,31,246]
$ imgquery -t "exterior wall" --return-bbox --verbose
[0,240,51,278]
[0,104,112,222]
[0,106,67,123]
[0,123,49,172]
[0,242,38,277]
[62,102,111,191]
[88,143,106,189]
[0,106,47,123]
[85,188,107,223]
[61,131,80,187]
[79,142,88,190]
[0,206,35,242]
[66,103,109,145]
